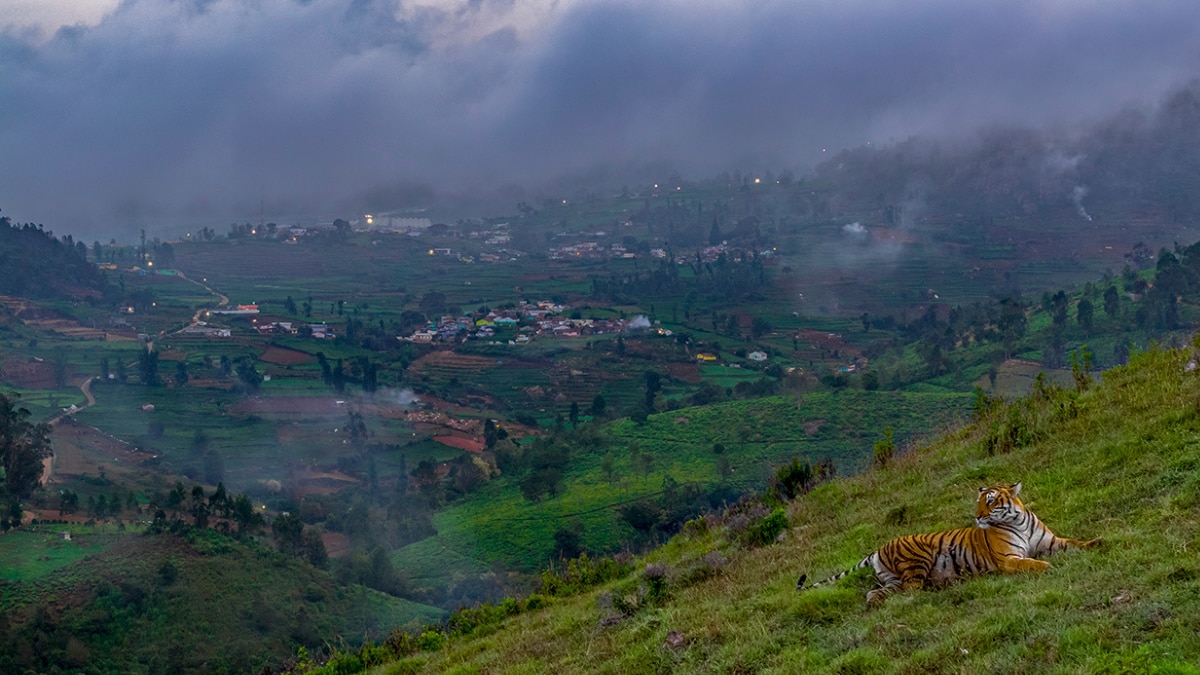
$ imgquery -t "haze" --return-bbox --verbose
[2,0,1199,239]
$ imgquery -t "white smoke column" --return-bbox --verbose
[380,387,420,408]
[1072,185,1093,221]
[842,222,868,237]
[628,315,652,330]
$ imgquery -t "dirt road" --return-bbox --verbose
[173,270,230,332]
[41,376,97,486]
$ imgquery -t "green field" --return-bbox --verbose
[0,527,123,585]
[392,390,973,590]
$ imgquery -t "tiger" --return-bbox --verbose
[796,482,1100,605]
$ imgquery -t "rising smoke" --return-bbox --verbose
[1072,185,1094,222]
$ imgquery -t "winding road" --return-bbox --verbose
[40,375,98,486]
[174,270,230,332]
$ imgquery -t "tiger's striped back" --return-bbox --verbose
[797,482,1100,605]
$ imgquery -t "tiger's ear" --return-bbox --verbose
[1010,482,1022,495]
[979,487,987,493]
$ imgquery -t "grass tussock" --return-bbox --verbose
[313,345,1200,674]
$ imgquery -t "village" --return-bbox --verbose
[401,300,632,344]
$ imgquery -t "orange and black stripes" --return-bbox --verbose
[798,483,1100,604]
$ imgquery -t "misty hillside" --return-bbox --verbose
[0,217,104,299]
[809,82,1200,233]
[301,345,1200,673]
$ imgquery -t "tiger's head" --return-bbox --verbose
[975,482,1026,528]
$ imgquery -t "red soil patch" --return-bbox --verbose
[666,362,702,383]
[47,420,154,485]
[432,435,485,454]
[0,359,58,388]
[321,531,352,559]
[409,350,502,371]
[260,346,313,366]
[288,467,360,497]
[794,329,860,356]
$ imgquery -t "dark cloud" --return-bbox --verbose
[1,0,1199,239]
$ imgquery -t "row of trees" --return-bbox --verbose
[0,393,50,530]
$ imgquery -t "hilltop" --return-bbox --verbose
[303,344,1200,673]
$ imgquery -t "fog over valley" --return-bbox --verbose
[2,0,1200,239]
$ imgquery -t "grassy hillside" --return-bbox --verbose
[0,528,445,674]
[319,344,1200,673]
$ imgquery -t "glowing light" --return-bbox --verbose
[429,249,435,255]
[754,178,761,184]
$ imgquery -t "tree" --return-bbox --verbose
[553,524,584,559]
[138,347,160,386]
[157,242,175,268]
[418,291,447,317]
[190,485,209,528]
[1077,298,1095,336]
[302,527,328,568]
[272,512,305,556]
[175,360,189,387]
[998,298,1027,358]
[569,401,580,427]
[751,317,772,340]
[234,358,262,393]
[590,394,607,419]
[643,370,662,412]
[0,393,51,525]
[230,494,263,537]
[1103,285,1121,319]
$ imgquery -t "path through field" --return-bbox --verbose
[174,270,230,331]
[40,376,97,486]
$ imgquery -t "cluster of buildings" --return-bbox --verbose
[401,301,636,344]
[547,241,637,261]
[253,321,335,339]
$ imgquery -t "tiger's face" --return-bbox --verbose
[975,482,1025,528]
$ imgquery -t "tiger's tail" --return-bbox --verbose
[797,553,875,591]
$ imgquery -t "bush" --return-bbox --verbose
[742,508,788,547]
[773,456,814,500]
[873,427,895,467]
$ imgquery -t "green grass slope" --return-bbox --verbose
[0,528,445,674]
[362,345,1200,673]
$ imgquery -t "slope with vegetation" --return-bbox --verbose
[0,526,444,674]
[302,344,1200,673]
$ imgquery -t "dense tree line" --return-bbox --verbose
[0,213,104,298]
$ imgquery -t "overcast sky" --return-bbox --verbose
[2,0,1199,239]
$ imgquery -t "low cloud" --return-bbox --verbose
[2,0,1199,238]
